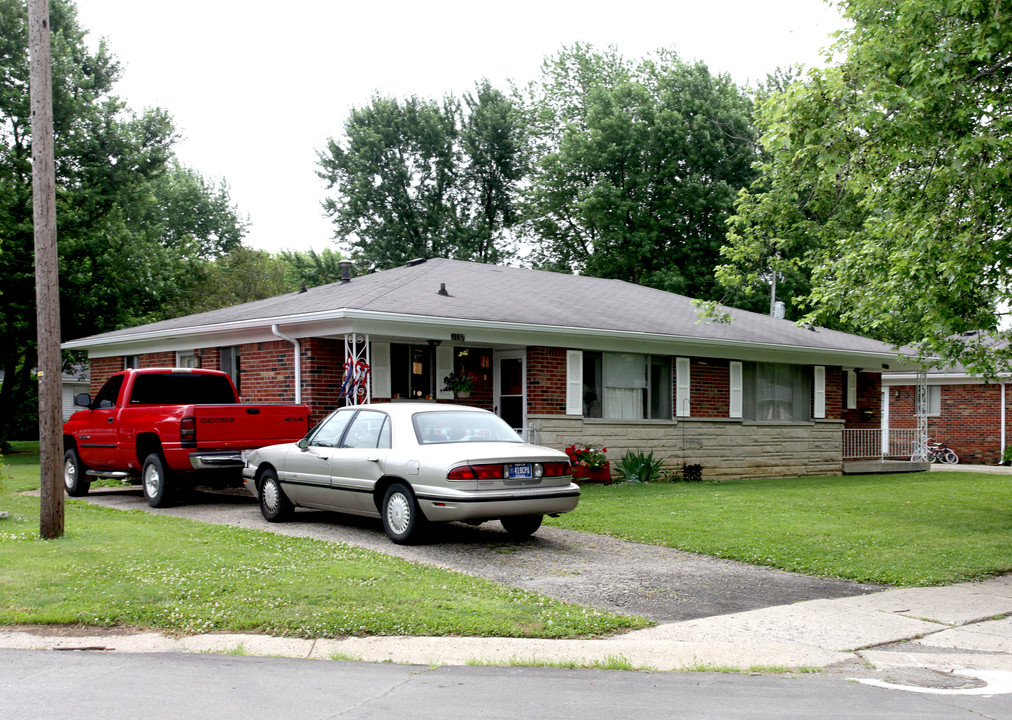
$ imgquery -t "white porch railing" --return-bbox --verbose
[843,428,919,460]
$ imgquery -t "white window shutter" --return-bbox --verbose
[676,357,690,417]
[846,370,858,410]
[814,365,826,419]
[729,361,743,418]
[436,345,454,400]
[566,350,583,415]
[370,342,390,399]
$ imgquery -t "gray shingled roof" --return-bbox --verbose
[66,258,911,363]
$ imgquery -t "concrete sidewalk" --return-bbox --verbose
[4,575,1012,692]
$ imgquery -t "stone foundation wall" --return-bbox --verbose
[530,415,843,481]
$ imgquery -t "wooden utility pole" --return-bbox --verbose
[28,0,64,539]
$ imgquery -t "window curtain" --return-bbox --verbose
[603,353,646,419]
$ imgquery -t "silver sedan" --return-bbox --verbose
[242,403,579,544]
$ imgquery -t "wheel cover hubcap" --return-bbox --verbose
[144,465,161,498]
[386,492,411,535]
[64,459,75,489]
[263,479,280,514]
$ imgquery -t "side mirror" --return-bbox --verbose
[74,393,92,408]
[298,437,310,451]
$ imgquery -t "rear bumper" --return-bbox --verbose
[414,483,581,522]
[189,451,245,470]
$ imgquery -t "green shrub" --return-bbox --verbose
[1002,446,1012,466]
[682,463,703,482]
[613,450,665,484]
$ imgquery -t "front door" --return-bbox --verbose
[494,350,525,437]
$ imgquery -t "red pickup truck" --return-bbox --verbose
[63,368,310,507]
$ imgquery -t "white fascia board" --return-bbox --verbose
[883,371,1009,386]
[63,307,918,370]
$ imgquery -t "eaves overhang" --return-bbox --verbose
[62,308,920,371]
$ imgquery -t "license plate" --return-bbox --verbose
[507,463,532,479]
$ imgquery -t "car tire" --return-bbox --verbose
[381,482,427,545]
[142,453,173,508]
[259,469,293,522]
[501,514,543,538]
[63,449,91,497]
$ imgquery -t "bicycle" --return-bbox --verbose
[910,441,959,464]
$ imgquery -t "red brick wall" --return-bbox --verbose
[527,346,567,415]
[889,382,1010,463]
[825,367,843,420]
[842,371,882,429]
[194,347,221,371]
[239,340,297,406]
[139,352,175,368]
[89,357,123,396]
[691,359,729,417]
[301,337,343,422]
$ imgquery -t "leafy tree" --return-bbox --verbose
[719,0,1012,374]
[0,0,246,446]
[521,45,759,299]
[317,82,527,270]
[278,247,348,288]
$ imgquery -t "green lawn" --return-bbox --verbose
[547,472,1012,586]
[0,449,648,638]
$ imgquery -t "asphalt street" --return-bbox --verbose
[5,648,1010,720]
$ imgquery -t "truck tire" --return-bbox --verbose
[142,453,173,508]
[63,449,91,497]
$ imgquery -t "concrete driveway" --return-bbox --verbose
[74,485,884,623]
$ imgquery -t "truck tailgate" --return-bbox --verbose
[188,405,309,449]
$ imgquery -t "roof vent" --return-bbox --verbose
[438,283,449,296]
[339,260,352,284]
[772,300,785,319]
[405,258,427,267]
[298,282,308,294]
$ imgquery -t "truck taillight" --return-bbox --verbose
[181,416,196,448]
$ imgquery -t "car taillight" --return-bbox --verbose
[181,416,196,448]
[447,463,504,480]
[541,462,570,477]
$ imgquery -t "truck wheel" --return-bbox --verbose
[63,449,91,497]
[258,469,293,522]
[142,453,173,508]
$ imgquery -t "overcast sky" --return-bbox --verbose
[71,0,847,256]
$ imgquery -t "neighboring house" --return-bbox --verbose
[882,366,1012,465]
[0,365,90,429]
[62,365,91,422]
[62,258,921,480]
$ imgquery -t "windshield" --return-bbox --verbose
[412,411,522,445]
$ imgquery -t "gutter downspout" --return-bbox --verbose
[1002,382,1007,463]
[271,324,301,404]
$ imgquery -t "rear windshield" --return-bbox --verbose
[413,411,521,445]
[130,373,237,405]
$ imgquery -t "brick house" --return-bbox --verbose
[882,367,1011,464]
[63,258,920,480]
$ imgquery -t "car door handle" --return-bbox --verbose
[366,456,380,462]
[108,417,114,423]
[316,455,329,461]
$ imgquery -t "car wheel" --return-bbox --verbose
[382,482,427,545]
[259,469,293,522]
[63,449,91,497]
[500,514,543,538]
[142,453,173,508]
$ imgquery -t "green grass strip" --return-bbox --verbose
[0,455,648,639]
[548,473,1012,586]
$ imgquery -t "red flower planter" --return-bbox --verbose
[571,462,612,484]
